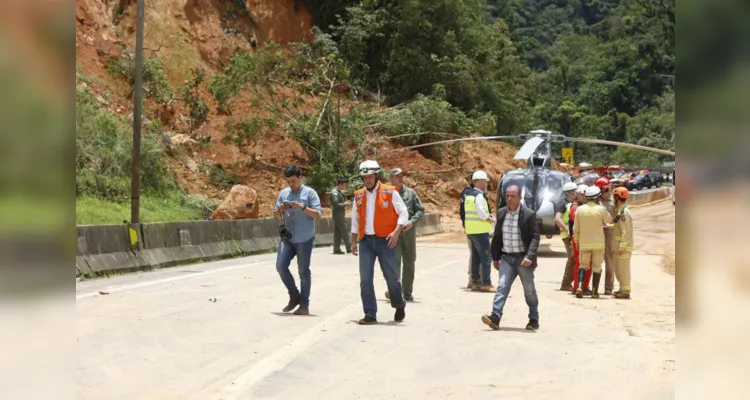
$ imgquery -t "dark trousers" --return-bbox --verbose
[468,233,492,286]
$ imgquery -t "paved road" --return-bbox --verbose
[77,224,675,399]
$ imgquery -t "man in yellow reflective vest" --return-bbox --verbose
[555,182,579,290]
[464,170,496,292]
[611,187,634,299]
[572,185,613,298]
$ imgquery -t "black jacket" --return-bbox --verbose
[490,204,541,267]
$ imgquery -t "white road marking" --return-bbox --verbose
[75,249,328,300]
[209,259,461,400]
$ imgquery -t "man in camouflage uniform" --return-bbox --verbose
[331,177,351,254]
[385,168,425,301]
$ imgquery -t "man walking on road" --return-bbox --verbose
[351,160,409,325]
[595,177,616,295]
[573,185,612,299]
[481,184,541,331]
[273,165,323,315]
[385,168,424,302]
[331,177,351,254]
[611,187,634,299]
[464,171,495,292]
[555,182,578,291]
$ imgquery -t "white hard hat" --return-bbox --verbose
[585,185,602,198]
[359,160,381,176]
[563,182,577,192]
[576,185,588,194]
[472,170,488,181]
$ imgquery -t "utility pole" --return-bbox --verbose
[131,0,145,224]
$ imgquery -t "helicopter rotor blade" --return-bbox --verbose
[382,135,521,152]
[563,137,675,156]
[514,136,545,160]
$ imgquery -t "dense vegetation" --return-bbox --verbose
[310,0,675,166]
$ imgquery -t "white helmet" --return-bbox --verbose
[359,160,381,176]
[472,170,488,181]
[576,185,588,195]
[563,182,577,192]
[585,185,602,198]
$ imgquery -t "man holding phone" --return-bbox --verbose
[273,165,322,316]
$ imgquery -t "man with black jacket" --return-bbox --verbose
[481,184,541,331]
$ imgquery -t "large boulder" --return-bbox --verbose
[210,185,260,220]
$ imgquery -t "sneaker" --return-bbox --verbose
[293,306,309,315]
[394,306,405,322]
[282,295,300,313]
[481,314,500,330]
[526,319,540,330]
[358,316,377,325]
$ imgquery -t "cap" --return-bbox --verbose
[336,177,347,184]
[390,168,404,176]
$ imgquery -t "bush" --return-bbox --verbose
[106,49,174,104]
[76,85,177,200]
[208,164,239,186]
[181,67,209,131]
[221,117,267,151]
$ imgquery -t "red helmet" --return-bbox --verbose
[594,177,610,188]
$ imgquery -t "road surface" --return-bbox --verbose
[77,202,675,400]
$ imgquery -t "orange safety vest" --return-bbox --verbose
[354,183,399,240]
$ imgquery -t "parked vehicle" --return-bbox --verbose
[626,171,664,191]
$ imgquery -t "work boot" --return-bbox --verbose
[482,313,500,330]
[394,306,406,322]
[404,294,414,302]
[591,272,602,299]
[293,306,309,315]
[604,289,613,296]
[358,316,377,325]
[333,249,345,254]
[575,268,586,298]
[583,288,592,296]
[614,291,631,299]
[282,294,300,313]
[526,319,540,330]
[479,284,495,293]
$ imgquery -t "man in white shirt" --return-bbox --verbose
[350,160,410,325]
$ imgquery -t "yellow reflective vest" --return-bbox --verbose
[464,188,492,234]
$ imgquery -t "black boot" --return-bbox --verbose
[591,272,602,299]
[575,268,585,298]
[282,294,300,312]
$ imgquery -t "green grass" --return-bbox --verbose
[76,192,215,225]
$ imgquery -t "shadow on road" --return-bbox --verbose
[347,319,406,327]
[270,312,320,318]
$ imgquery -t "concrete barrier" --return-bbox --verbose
[76,213,443,276]
[627,187,669,206]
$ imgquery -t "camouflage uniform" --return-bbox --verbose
[395,185,425,299]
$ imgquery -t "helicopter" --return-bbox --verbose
[495,130,573,238]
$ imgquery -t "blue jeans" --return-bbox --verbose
[491,254,539,321]
[276,238,314,307]
[359,235,405,318]
[468,233,492,285]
